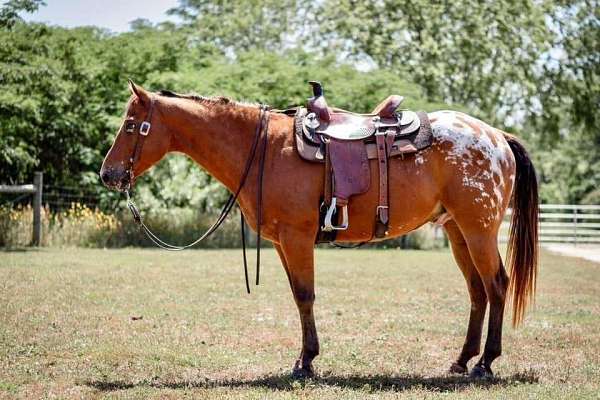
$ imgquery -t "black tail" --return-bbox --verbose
[504,133,539,327]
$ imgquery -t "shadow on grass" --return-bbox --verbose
[85,371,538,393]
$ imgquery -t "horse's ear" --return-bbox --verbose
[128,79,150,104]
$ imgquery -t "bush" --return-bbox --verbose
[44,203,120,247]
[0,203,120,248]
[1,203,446,250]
[0,203,245,248]
[110,207,245,249]
[0,205,34,246]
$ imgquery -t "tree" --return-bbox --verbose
[0,21,188,188]
[0,0,44,28]
[316,1,552,122]
[167,0,307,53]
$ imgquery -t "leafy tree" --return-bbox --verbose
[0,21,187,188]
[1,0,597,207]
[525,1,599,202]
[0,12,451,211]
[0,0,44,28]
[167,0,306,53]
[544,1,599,138]
[316,1,552,122]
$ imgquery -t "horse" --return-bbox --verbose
[100,81,538,379]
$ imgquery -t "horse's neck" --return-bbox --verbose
[167,101,261,192]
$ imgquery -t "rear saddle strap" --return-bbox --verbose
[374,129,397,238]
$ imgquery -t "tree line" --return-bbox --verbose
[1,0,598,208]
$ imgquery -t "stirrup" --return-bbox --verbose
[322,197,349,231]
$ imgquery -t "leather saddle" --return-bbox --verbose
[294,81,433,242]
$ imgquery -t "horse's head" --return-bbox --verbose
[100,81,172,191]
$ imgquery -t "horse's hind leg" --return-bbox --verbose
[275,232,319,378]
[461,231,509,378]
[444,220,488,374]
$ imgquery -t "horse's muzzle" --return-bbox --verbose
[100,166,129,191]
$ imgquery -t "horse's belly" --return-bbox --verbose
[334,150,440,242]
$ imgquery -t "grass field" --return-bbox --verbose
[1,248,599,399]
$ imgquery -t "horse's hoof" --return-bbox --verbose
[469,364,493,379]
[291,360,314,379]
[449,362,468,375]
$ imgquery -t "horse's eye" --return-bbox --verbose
[125,122,136,133]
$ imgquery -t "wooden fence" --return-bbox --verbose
[500,204,600,244]
[0,172,43,245]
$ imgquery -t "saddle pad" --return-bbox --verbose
[294,107,433,163]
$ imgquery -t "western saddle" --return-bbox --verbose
[294,81,433,242]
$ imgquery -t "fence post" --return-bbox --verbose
[32,172,43,246]
[573,205,578,247]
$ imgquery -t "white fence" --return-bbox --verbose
[500,204,600,244]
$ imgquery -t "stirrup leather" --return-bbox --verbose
[322,197,349,231]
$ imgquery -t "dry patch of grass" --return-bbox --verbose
[1,248,599,399]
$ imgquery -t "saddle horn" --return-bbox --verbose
[307,81,331,122]
[309,81,323,97]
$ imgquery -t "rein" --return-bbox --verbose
[125,101,271,293]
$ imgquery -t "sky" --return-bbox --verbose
[21,0,179,32]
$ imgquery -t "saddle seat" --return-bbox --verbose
[296,82,433,242]
[305,108,421,142]
[305,82,420,142]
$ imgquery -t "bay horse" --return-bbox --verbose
[100,81,538,379]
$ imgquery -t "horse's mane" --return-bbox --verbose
[157,89,234,106]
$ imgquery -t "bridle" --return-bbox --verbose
[124,96,156,190]
[122,95,271,293]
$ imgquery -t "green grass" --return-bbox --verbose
[1,248,599,399]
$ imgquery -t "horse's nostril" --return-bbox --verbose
[101,171,110,184]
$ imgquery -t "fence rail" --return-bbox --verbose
[0,184,37,194]
[500,204,600,244]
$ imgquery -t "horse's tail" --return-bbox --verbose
[504,133,539,327]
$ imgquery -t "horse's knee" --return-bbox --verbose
[294,286,315,306]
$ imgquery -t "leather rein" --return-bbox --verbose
[124,96,271,293]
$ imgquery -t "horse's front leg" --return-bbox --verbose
[274,230,318,378]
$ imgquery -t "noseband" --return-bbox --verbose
[124,98,271,293]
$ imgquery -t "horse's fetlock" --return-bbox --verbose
[304,350,318,360]
[484,346,502,362]
[460,346,480,363]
